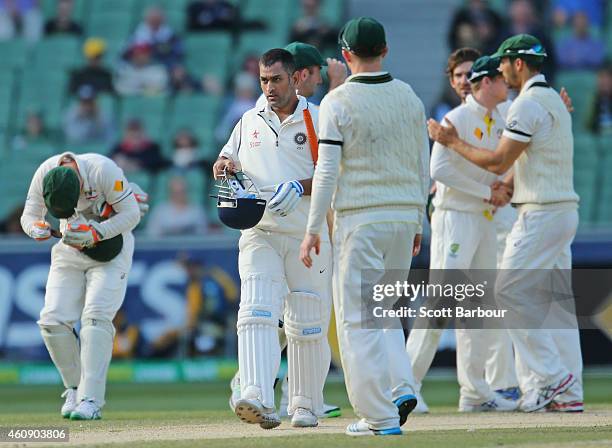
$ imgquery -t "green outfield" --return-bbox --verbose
[1,374,611,447]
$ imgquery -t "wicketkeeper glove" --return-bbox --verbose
[62,221,103,249]
[130,182,149,218]
[29,220,51,241]
[266,180,304,217]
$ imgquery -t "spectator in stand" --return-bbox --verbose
[63,84,115,145]
[11,110,54,151]
[556,11,605,70]
[215,72,257,143]
[130,5,183,68]
[0,205,25,236]
[111,119,168,174]
[186,0,237,31]
[112,309,140,359]
[170,129,202,170]
[587,63,612,135]
[289,0,337,52]
[169,64,201,95]
[553,0,604,29]
[114,42,168,96]
[505,0,557,82]
[44,0,82,36]
[68,38,115,95]
[146,176,208,237]
[448,0,504,54]
[0,0,42,42]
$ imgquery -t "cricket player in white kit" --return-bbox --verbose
[429,55,519,412]
[428,34,583,413]
[214,48,331,429]
[21,152,147,420]
[228,41,345,420]
[301,17,427,436]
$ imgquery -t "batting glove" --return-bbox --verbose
[267,181,304,217]
[29,220,51,241]
[130,182,150,218]
[62,221,103,249]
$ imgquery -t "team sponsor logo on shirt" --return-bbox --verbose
[474,128,483,140]
[496,128,503,138]
[449,243,460,257]
[507,120,518,129]
[294,132,307,146]
[113,180,123,192]
[250,129,261,148]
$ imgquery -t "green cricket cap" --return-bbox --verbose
[338,17,386,57]
[284,42,326,69]
[43,166,80,219]
[491,34,547,60]
[468,55,501,82]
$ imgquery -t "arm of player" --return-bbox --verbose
[430,141,492,201]
[93,161,140,240]
[428,118,528,175]
[21,163,53,240]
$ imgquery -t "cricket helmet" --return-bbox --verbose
[215,170,266,230]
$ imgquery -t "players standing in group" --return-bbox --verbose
[428,34,583,413]
[301,17,428,436]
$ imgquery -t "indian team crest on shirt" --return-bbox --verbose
[294,132,307,148]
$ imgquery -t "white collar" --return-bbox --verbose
[465,94,502,117]
[345,71,388,82]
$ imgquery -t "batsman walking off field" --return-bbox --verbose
[301,17,429,436]
[428,34,583,413]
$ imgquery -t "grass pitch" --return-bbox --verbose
[0,374,611,447]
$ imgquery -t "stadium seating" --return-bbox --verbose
[120,95,168,140]
[556,70,597,133]
[0,39,28,70]
[167,95,221,160]
[87,12,134,42]
[31,36,81,72]
[184,33,232,82]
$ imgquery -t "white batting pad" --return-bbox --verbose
[284,291,329,415]
[237,275,283,409]
[79,318,114,406]
[39,324,81,388]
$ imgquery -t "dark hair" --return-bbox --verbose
[259,48,296,75]
[446,47,481,77]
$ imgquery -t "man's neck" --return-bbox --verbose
[518,71,541,91]
[272,95,299,122]
[473,91,500,114]
[348,61,383,76]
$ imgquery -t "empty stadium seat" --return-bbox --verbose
[184,33,232,81]
[17,72,68,132]
[31,37,81,71]
[556,70,597,132]
[120,95,169,139]
[88,12,134,42]
[0,39,29,70]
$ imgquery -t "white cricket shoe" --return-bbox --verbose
[228,372,240,413]
[345,419,402,436]
[278,375,341,419]
[413,391,430,414]
[520,373,576,413]
[459,393,519,412]
[70,398,102,420]
[234,398,281,429]
[60,388,78,418]
[291,408,318,427]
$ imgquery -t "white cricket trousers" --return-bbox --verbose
[497,205,582,399]
[237,228,332,413]
[407,209,517,402]
[333,213,418,430]
[39,234,134,327]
